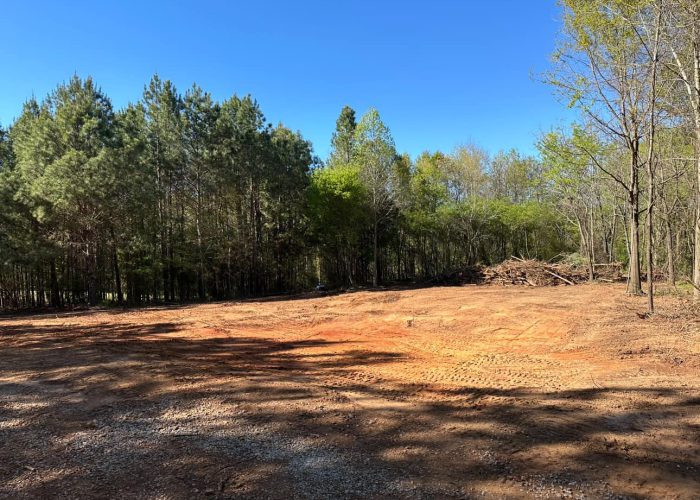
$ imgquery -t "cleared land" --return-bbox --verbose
[0,284,699,499]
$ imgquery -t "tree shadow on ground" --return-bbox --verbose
[0,319,698,499]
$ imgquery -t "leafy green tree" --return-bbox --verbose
[539,127,604,280]
[0,74,630,310]
[445,145,489,201]
[112,103,157,305]
[353,108,398,286]
[548,0,662,295]
[308,164,368,286]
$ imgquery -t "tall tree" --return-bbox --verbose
[182,84,219,299]
[12,76,118,306]
[539,128,602,280]
[353,108,398,286]
[112,103,153,305]
[0,75,603,310]
[661,0,700,299]
[329,106,357,166]
[309,164,368,286]
[142,75,184,301]
[549,0,661,295]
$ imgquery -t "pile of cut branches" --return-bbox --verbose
[480,257,588,286]
[429,257,625,287]
[593,262,625,282]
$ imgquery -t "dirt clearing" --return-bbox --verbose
[1,284,699,499]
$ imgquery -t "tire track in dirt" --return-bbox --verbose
[2,284,699,499]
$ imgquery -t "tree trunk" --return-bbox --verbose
[628,197,642,295]
[666,217,675,287]
[647,175,655,314]
[113,246,123,305]
[691,24,700,300]
[609,211,617,263]
[576,216,594,281]
[50,259,61,307]
[87,242,98,306]
[372,217,379,287]
[627,151,642,296]
[694,130,700,299]
[196,170,206,301]
[645,9,660,315]
[196,214,205,300]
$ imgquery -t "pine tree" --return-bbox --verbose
[329,105,356,166]
[142,75,184,301]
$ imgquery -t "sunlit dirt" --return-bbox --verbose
[1,284,698,498]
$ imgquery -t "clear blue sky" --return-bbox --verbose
[0,0,572,160]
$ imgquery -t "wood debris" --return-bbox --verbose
[432,258,624,287]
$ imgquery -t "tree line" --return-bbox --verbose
[544,0,700,312]
[0,76,574,309]
[6,0,700,314]
[0,76,314,308]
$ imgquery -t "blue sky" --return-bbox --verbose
[0,1,573,160]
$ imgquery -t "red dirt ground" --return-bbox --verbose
[0,284,699,499]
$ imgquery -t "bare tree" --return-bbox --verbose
[549,0,664,296]
[661,0,700,298]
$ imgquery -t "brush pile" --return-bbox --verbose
[430,258,624,287]
[481,258,588,286]
[593,262,625,282]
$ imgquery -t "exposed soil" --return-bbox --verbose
[1,284,699,499]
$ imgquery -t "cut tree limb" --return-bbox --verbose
[544,269,575,285]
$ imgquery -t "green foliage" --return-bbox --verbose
[353,108,398,206]
[328,105,356,167]
[0,80,580,308]
[0,125,13,172]
[309,164,368,241]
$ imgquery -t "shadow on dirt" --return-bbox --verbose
[0,319,698,498]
